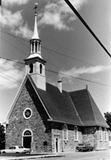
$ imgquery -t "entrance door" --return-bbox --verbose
[23,130,32,148]
[54,135,60,153]
[56,138,58,152]
[23,136,31,148]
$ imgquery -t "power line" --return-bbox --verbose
[0,27,102,67]
[64,0,111,58]
[0,55,110,88]
[0,56,24,65]
[46,68,111,88]
[0,65,110,88]
[0,29,111,87]
[42,45,95,66]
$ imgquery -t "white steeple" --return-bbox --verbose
[29,2,42,57]
[24,2,46,91]
[32,2,39,40]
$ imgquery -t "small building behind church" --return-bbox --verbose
[5,3,109,153]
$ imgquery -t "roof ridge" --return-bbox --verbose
[70,88,87,94]
[28,75,53,120]
[68,93,84,126]
[86,90,98,125]
[86,90,108,127]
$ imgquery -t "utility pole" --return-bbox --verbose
[63,0,111,58]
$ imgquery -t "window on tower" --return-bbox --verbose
[37,41,41,53]
[40,64,42,74]
[32,42,34,53]
[29,64,33,73]
[35,41,37,52]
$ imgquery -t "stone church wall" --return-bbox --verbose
[6,80,52,153]
[82,127,109,150]
[51,124,82,152]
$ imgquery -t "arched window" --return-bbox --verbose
[99,127,103,142]
[29,64,33,73]
[37,41,41,53]
[62,124,68,140]
[32,42,34,53]
[74,126,78,141]
[35,41,37,52]
[24,130,32,136]
[40,64,42,74]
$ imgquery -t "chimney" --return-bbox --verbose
[57,80,62,93]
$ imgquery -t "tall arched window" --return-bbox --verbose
[62,124,68,140]
[40,64,42,74]
[35,41,37,52]
[74,126,78,141]
[99,127,103,142]
[32,42,34,53]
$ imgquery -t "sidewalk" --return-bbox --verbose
[0,149,110,160]
[0,152,65,160]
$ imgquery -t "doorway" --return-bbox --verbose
[23,130,32,148]
[54,135,60,153]
[56,138,59,152]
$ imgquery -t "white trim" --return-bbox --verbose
[6,75,27,122]
[22,129,33,136]
[23,108,32,119]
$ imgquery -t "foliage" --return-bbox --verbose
[0,123,5,149]
[104,112,111,131]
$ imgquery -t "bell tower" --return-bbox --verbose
[24,2,46,90]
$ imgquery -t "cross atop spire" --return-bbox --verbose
[32,2,39,39]
[34,2,38,15]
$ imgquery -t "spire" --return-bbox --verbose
[29,2,42,56]
[32,2,39,39]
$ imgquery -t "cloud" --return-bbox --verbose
[59,65,111,79]
[0,8,32,39]
[0,9,23,27]
[3,0,30,6]
[14,23,33,39]
[39,0,87,30]
[0,59,24,89]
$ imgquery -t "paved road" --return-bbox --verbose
[0,149,110,160]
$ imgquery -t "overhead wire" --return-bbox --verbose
[0,53,110,88]
[0,27,100,67]
[64,0,111,58]
[0,23,111,88]
[46,68,111,88]
[0,65,110,88]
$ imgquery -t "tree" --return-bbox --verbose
[104,112,111,131]
[0,123,5,149]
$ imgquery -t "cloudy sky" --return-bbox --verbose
[0,0,111,123]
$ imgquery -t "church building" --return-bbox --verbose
[6,3,109,153]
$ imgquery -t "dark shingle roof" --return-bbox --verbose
[37,83,82,126]
[26,75,108,128]
[28,75,82,126]
[70,89,108,128]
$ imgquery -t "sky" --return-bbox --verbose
[0,0,111,123]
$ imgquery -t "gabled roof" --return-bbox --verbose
[28,75,82,126]
[70,89,109,128]
[7,74,108,128]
